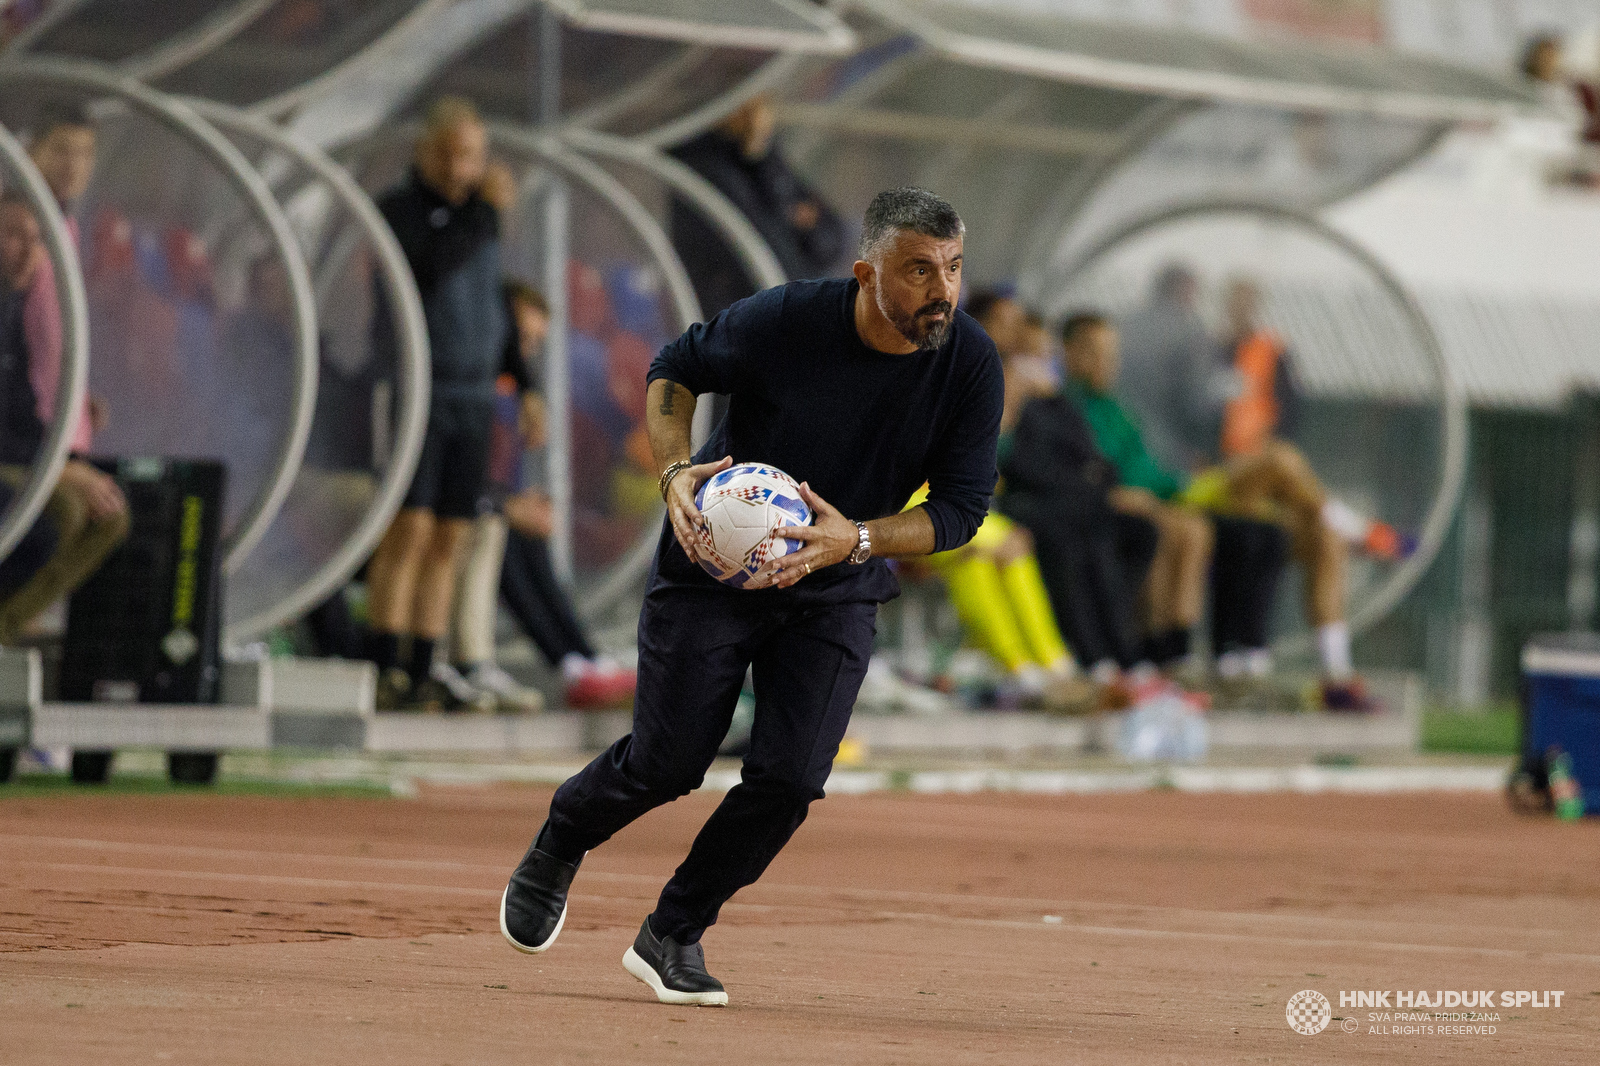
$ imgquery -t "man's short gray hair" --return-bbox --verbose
[859,187,964,260]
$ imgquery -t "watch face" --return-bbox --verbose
[851,525,870,564]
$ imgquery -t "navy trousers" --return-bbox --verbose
[499,528,595,666]
[1210,516,1290,653]
[543,583,875,943]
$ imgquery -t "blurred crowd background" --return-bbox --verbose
[0,0,1597,726]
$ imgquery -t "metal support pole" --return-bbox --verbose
[1568,416,1600,632]
[538,4,574,584]
[543,180,573,585]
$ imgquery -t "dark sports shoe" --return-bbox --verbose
[1320,677,1380,714]
[500,827,583,954]
[408,677,481,713]
[374,667,412,711]
[622,918,728,1007]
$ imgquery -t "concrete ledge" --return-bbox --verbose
[849,708,1415,757]
[1206,710,1416,749]
[849,711,1091,755]
[365,712,588,752]
[270,657,375,716]
[0,647,41,713]
[851,671,1422,757]
[220,660,272,710]
[0,706,26,747]
[270,712,368,749]
[31,704,271,750]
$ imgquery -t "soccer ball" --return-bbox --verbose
[693,462,813,588]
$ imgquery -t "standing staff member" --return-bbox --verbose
[499,188,1002,1006]
[365,97,526,710]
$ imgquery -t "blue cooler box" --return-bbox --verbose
[1522,633,1600,815]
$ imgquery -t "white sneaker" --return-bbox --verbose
[430,661,496,712]
[465,662,546,715]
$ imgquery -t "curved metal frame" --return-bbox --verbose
[0,122,89,561]
[276,0,819,155]
[0,0,90,54]
[118,0,279,82]
[185,99,431,646]
[636,50,807,150]
[512,134,704,327]
[256,0,495,126]
[0,56,321,572]
[1011,96,1196,307]
[487,126,705,615]
[352,121,705,614]
[1024,106,1452,304]
[1047,202,1469,653]
[546,0,854,54]
[560,127,786,290]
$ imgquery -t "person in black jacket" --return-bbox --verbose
[999,390,1157,679]
[499,188,1000,1006]
[365,97,521,710]
[669,94,845,317]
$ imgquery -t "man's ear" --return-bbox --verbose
[852,258,874,292]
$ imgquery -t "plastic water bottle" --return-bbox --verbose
[1547,748,1585,821]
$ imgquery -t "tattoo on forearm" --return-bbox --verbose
[659,383,676,416]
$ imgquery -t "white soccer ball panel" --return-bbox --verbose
[691,462,813,587]
[704,497,772,563]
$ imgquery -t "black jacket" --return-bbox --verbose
[648,277,1002,604]
[669,130,845,317]
[999,394,1117,530]
[0,288,43,466]
[375,168,507,395]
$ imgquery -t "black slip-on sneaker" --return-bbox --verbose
[622,917,728,1007]
[499,828,583,954]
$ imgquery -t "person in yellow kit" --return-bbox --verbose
[901,288,1090,709]
[905,483,1083,707]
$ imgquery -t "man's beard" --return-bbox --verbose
[884,296,953,351]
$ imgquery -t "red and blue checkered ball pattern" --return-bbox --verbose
[693,463,812,588]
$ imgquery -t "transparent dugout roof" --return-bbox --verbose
[151,0,424,107]
[855,0,1539,121]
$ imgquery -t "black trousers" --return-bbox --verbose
[306,587,366,660]
[542,584,875,943]
[1003,495,1156,669]
[500,527,595,666]
[1209,516,1290,653]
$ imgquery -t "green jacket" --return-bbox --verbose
[1065,380,1185,500]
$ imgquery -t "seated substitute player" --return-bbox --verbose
[1068,310,1401,709]
[499,188,1002,1006]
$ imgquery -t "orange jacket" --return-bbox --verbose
[1221,329,1285,459]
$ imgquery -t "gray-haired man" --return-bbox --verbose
[499,188,1003,1005]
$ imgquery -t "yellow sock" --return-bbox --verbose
[1000,554,1072,672]
[940,553,1032,673]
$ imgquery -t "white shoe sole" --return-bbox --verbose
[499,885,565,954]
[622,946,728,1006]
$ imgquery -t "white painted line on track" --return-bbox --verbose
[1,834,1576,945]
[10,857,1596,966]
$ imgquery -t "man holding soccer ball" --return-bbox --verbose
[500,188,1002,1005]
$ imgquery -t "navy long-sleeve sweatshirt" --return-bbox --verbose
[376,168,507,400]
[647,277,1003,605]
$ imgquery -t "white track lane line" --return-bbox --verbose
[8,859,1599,964]
[0,834,1581,945]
